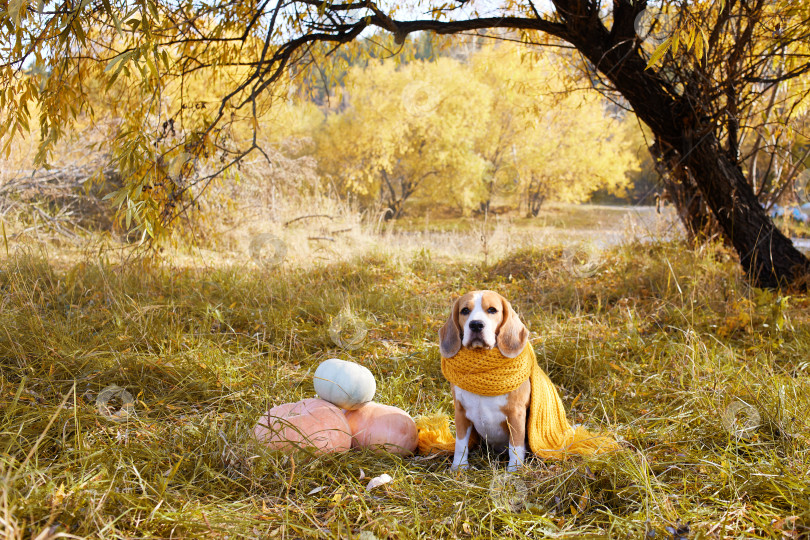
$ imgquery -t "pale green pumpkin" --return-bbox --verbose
[313,358,376,410]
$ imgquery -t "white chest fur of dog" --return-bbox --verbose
[453,388,510,447]
[439,291,531,472]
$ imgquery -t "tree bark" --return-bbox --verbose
[649,138,720,244]
[643,106,807,289]
[681,135,809,287]
[563,15,810,288]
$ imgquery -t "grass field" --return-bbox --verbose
[2,211,810,539]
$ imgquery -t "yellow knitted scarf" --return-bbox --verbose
[417,345,619,459]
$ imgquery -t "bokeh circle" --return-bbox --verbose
[634,8,676,49]
[489,472,528,512]
[328,310,368,350]
[721,400,761,440]
[96,385,136,423]
[562,244,604,278]
[249,233,287,268]
[401,81,440,117]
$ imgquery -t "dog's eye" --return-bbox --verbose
[460,307,471,315]
[487,307,498,314]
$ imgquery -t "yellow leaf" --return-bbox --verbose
[646,38,672,69]
[694,31,704,59]
[52,483,66,506]
[8,0,29,26]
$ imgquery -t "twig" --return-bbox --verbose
[283,214,334,227]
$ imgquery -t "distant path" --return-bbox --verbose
[384,204,810,258]
[793,238,810,253]
[568,205,810,254]
[526,205,682,247]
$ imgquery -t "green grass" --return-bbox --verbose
[2,239,810,539]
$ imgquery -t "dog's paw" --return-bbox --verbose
[506,463,522,473]
[450,462,470,471]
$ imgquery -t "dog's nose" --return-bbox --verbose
[469,320,484,332]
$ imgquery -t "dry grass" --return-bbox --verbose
[1,222,810,538]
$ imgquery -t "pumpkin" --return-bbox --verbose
[313,358,376,410]
[253,398,351,454]
[344,402,418,455]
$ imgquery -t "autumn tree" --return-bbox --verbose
[473,43,638,216]
[2,0,810,286]
[314,43,638,218]
[637,2,810,248]
[471,44,639,215]
[315,57,490,218]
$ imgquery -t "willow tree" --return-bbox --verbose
[315,57,492,219]
[2,0,809,286]
[314,44,638,218]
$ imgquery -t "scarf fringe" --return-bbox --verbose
[526,359,620,458]
[415,414,456,455]
[416,413,618,458]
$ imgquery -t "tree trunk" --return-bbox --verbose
[649,138,721,244]
[652,115,808,288]
[681,135,808,287]
[527,175,546,217]
[568,25,810,288]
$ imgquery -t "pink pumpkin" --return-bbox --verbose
[344,402,418,455]
[254,398,351,454]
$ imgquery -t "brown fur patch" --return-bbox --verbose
[500,379,531,445]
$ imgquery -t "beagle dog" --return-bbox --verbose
[439,290,530,472]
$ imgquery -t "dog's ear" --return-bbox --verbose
[496,296,528,358]
[439,297,462,358]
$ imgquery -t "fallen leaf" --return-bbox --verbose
[366,473,392,491]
